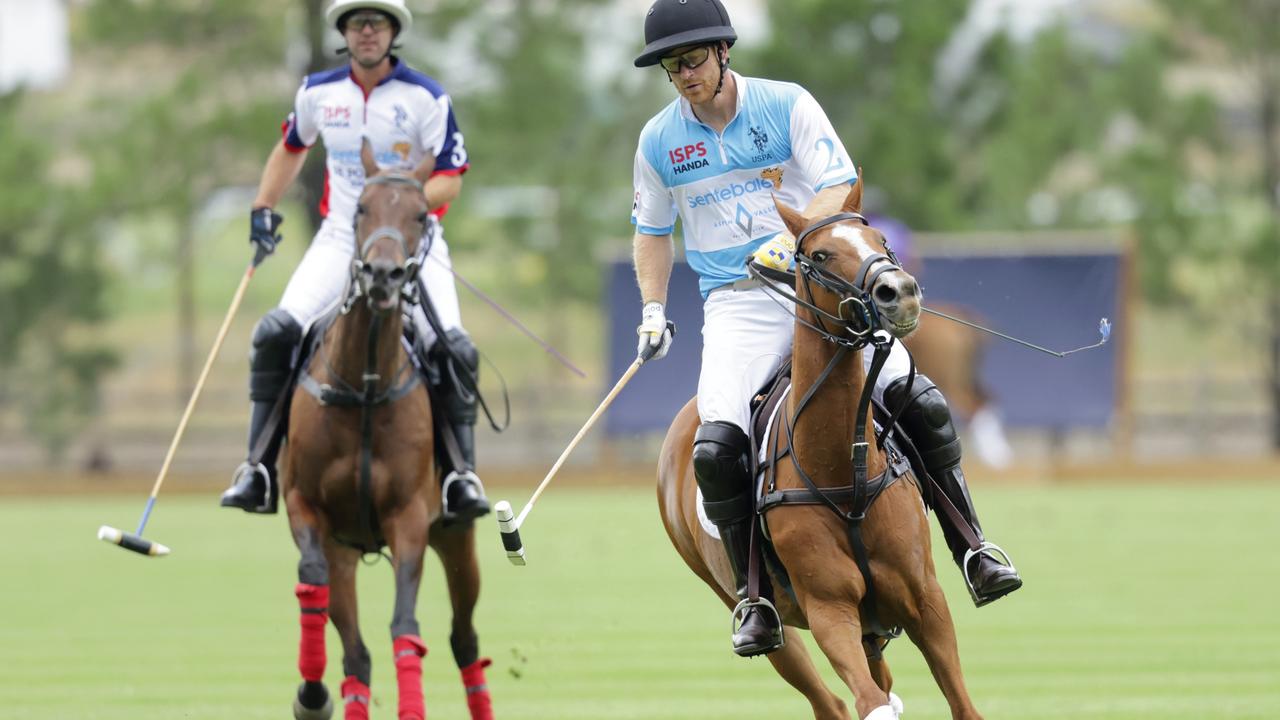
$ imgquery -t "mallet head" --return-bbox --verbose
[494,500,525,566]
[98,525,170,557]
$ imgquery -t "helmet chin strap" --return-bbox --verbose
[713,46,728,96]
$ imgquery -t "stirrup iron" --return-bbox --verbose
[961,541,1017,601]
[441,469,483,518]
[730,596,785,650]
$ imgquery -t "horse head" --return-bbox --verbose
[773,177,921,341]
[349,139,430,314]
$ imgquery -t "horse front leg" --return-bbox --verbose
[386,499,431,720]
[327,543,372,720]
[898,572,983,720]
[288,494,334,720]
[431,523,494,720]
[775,519,895,720]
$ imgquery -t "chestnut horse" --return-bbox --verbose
[283,149,493,720]
[658,183,983,719]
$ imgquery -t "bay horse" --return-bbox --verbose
[658,182,983,719]
[283,147,493,720]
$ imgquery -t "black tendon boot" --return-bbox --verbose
[885,375,1022,606]
[220,308,300,514]
[693,421,783,657]
[431,328,489,521]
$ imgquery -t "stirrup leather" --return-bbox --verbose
[730,596,785,650]
[961,541,1017,602]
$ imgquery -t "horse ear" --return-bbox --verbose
[773,194,807,237]
[841,171,864,214]
[360,138,380,179]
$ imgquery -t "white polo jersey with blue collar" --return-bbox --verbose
[631,72,857,296]
[281,57,469,223]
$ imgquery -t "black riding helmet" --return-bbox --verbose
[634,0,737,68]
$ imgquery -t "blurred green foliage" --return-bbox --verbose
[2,0,1278,455]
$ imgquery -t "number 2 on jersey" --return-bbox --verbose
[814,137,846,176]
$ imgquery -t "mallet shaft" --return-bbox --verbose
[514,358,642,528]
[140,263,257,532]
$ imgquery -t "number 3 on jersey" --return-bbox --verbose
[449,131,468,167]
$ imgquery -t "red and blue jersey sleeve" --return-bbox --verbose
[282,81,319,153]
[432,99,469,176]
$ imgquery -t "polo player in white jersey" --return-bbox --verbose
[630,0,1022,657]
[220,0,489,522]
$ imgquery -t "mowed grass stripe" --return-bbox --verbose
[1,482,1277,718]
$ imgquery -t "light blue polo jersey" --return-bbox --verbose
[631,71,857,297]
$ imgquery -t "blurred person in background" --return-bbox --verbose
[220,0,489,522]
[629,0,1021,656]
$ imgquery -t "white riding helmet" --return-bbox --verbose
[325,0,412,34]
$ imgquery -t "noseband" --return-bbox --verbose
[344,174,428,313]
[750,211,907,347]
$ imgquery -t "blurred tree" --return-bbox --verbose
[1165,0,1280,447]
[0,92,117,457]
[754,0,970,228]
[78,0,291,397]
[410,0,660,303]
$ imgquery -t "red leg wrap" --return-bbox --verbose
[460,657,494,720]
[341,676,371,720]
[295,583,329,683]
[393,634,428,720]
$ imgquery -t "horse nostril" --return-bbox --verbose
[874,284,899,305]
[903,279,920,297]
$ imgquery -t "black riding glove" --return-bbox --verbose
[249,207,284,265]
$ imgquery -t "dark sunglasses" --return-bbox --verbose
[345,12,392,32]
[659,45,713,73]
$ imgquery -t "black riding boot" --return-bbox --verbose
[430,328,489,521]
[220,308,300,515]
[693,421,783,657]
[885,375,1022,606]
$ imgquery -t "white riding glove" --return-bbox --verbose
[750,233,796,272]
[636,301,673,362]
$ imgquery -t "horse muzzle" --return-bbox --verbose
[870,274,921,338]
[354,256,420,313]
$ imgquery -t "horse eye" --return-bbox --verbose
[811,251,830,263]
[356,204,366,215]
[416,212,428,224]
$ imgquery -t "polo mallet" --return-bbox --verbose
[496,323,671,564]
[98,258,263,557]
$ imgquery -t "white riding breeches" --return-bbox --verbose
[278,219,464,346]
[696,286,912,432]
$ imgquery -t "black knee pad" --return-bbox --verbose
[249,308,302,401]
[691,421,751,505]
[431,328,479,424]
[884,374,962,470]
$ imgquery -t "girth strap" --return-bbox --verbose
[298,371,420,407]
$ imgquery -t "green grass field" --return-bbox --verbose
[3,481,1278,719]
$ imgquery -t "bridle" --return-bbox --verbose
[343,174,428,315]
[748,211,907,348]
